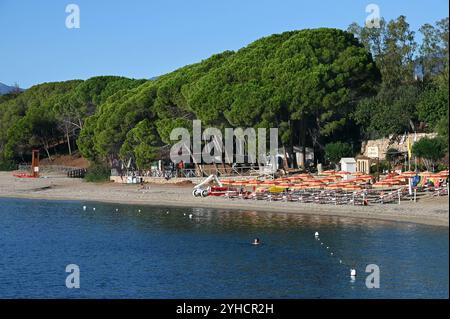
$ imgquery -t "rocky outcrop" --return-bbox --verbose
[361,133,437,159]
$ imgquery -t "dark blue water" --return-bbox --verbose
[0,197,448,298]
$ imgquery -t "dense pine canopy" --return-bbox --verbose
[1,20,448,168]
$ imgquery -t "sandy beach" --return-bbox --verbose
[0,171,448,227]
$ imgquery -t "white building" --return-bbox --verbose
[339,157,356,173]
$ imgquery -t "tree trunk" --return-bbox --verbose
[41,138,52,160]
[289,120,298,168]
[44,146,51,160]
[66,131,72,155]
[300,121,306,169]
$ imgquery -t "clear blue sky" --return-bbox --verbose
[0,0,448,88]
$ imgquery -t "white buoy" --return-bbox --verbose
[183,213,186,216]
[82,206,87,211]
[330,252,333,256]
[326,246,329,249]
[93,207,96,211]
[350,269,357,277]
[320,243,323,245]
[314,231,319,237]
[339,260,342,264]
[166,211,169,214]
[138,209,141,213]
[189,214,193,219]
[115,208,119,212]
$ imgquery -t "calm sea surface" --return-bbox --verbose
[0,197,448,298]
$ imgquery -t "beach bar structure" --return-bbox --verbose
[356,155,372,174]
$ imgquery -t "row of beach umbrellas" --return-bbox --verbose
[373,170,449,188]
[220,171,373,191]
[220,170,449,191]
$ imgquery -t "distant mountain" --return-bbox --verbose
[0,82,22,95]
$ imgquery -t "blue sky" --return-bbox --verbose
[0,0,448,88]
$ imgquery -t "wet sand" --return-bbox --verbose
[0,171,448,227]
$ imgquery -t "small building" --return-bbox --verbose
[340,157,356,173]
[265,146,314,170]
[294,146,314,168]
[356,155,372,174]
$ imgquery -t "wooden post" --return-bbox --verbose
[376,157,380,182]
[408,153,411,172]
[31,149,40,177]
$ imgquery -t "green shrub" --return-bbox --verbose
[415,162,428,171]
[412,137,447,171]
[370,160,389,174]
[324,142,354,164]
[0,160,17,171]
[84,164,110,182]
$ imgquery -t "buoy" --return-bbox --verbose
[339,260,342,264]
[252,238,261,245]
[93,207,96,211]
[183,213,186,216]
[320,243,323,245]
[82,206,86,211]
[330,252,333,256]
[115,208,119,212]
[314,231,319,237]
[326,246,329,249]
[138,209,141,213]
[189,214,193,219]
[350,269,357,277]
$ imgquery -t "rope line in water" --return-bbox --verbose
[314,232,356,277]
[81,206,358,276]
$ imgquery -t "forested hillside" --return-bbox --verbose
[0,16,448,170]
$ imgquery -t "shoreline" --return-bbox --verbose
[1,172,448,227]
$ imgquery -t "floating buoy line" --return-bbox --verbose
[82,205,355,277]
[314,231,357,278]
[82,205,199,221]
[81,205,201,225]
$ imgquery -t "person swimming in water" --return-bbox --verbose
[252,238,261,245]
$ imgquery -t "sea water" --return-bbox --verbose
[0,197,448,298]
